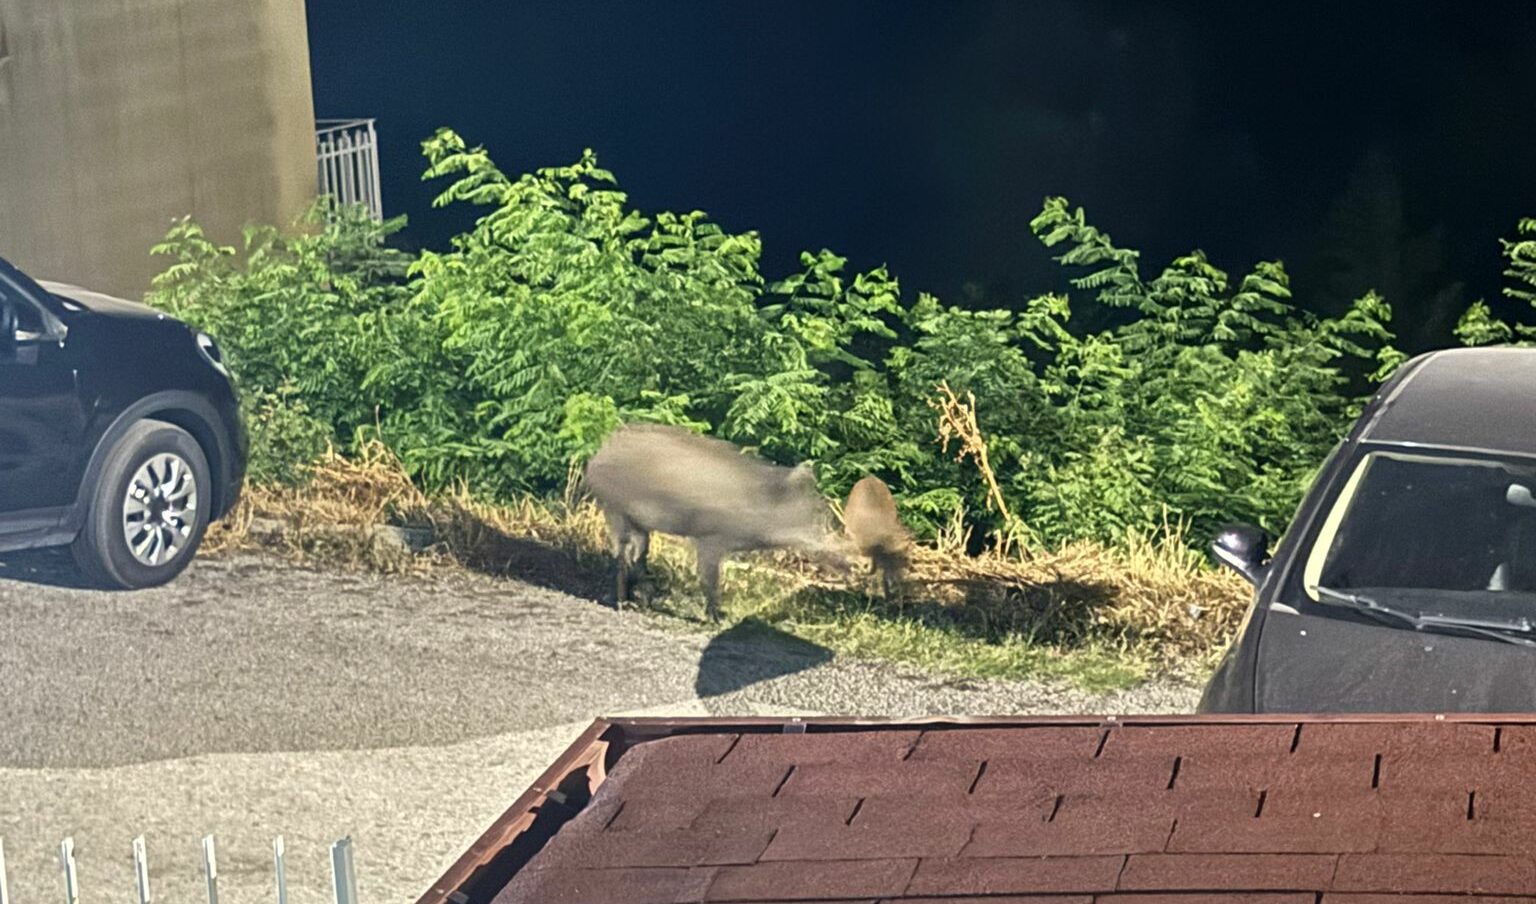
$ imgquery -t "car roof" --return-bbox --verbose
[1361,346,1536,456]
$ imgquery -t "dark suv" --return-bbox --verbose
[0,256,246,588]
[1201,347,1536,713]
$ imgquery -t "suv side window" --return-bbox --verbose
[0,278,47,335]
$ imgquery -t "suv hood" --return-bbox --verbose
[35,279,169,322]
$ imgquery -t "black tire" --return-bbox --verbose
[70,419,212,589]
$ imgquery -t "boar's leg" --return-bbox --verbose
[613,557,631,610]
[873,551,902,601]
[604,510,645,609]
[694,541,727,623]
[631,528,650,572]
[624,529,651,604]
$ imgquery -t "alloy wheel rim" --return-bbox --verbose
[121,453,198,567]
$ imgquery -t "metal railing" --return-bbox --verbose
[316,118,383,221]
[1,834,360,904]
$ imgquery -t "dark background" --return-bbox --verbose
[306,0,1536,351]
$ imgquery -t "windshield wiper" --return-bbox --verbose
[1312,585,1536,648]
[1312,585,1419,625]
[1418,612,1535,633]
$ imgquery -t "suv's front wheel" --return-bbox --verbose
[72,419,212,589]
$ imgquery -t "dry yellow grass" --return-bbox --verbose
[203,441,431,572]
[203,447,1249,686]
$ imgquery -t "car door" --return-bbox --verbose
[0,277,85,522]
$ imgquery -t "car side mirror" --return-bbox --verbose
[1212,522,1270,587]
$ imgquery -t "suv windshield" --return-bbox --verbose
[1302,449,1536,626]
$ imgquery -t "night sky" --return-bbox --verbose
[306,1,1536,351]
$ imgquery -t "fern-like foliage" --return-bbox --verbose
[146,132,1473,552]
[1452,218,1536,347]
[146,199,412,480]
[1503,218,1536,309]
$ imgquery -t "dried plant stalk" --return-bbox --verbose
[929,380,1030,557]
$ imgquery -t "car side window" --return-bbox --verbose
[0,281,46,335]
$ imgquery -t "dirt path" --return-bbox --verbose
[0,548,1200,903]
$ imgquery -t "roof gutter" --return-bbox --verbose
[606,710,1536,744]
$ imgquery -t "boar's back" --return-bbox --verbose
[585,425,821,541]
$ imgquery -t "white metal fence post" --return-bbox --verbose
[324,128,338,200]
[330,837,358,904]
[273,836,289,904]
[366,119,383,218]
[339,131,355,206]
[0,836,9,904]
[59,837,79,904]
[133,835,152,904]
[202,835,219,904]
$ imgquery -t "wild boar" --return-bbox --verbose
[843,475,911,598]
[581,423,838,622]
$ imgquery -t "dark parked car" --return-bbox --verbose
[0,256,246,588]
[1201,346,1536,713]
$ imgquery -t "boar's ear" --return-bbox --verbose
[789,461,818,486]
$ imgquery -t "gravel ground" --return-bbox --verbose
[0,547,1200,904]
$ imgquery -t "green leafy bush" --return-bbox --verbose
[1457,218,1536,345]
[154,130,1536,555]
[360,133,795,496]
[240,383,333,485]
[147,199,413,443]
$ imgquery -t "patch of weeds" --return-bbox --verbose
[208,451,1245,692]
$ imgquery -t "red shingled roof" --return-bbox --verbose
[437,716,1536,904]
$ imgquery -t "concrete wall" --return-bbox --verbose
[0,0,315,298]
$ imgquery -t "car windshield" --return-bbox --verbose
[1302,449,1536,623]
